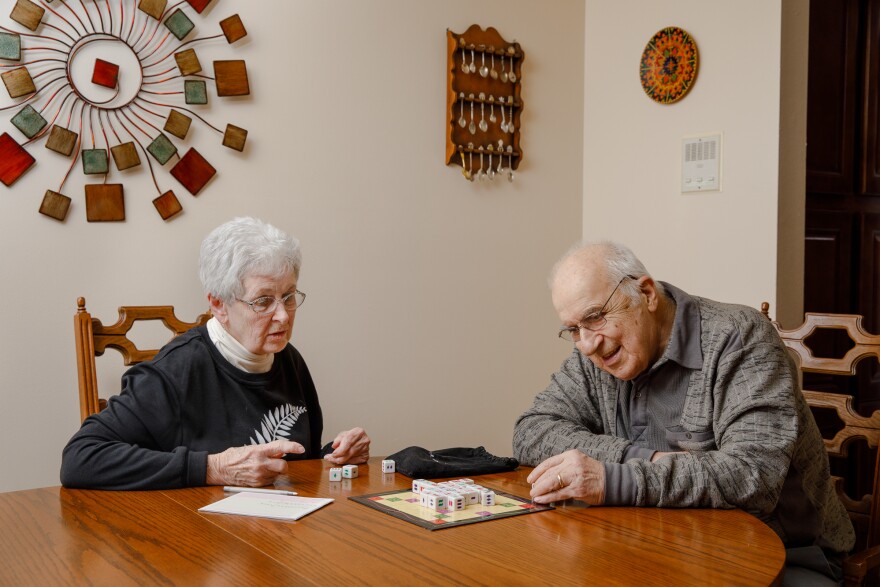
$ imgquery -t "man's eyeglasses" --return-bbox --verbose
[558,275,637,342]
[237,290,306,314]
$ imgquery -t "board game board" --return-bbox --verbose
[349,487,553,530]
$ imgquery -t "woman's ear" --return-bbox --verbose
[208,294,228,325]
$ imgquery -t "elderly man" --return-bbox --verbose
[513,241,854,585]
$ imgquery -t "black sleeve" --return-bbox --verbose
[60,363,208,490]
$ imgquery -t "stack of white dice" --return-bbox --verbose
[411,478,496,511]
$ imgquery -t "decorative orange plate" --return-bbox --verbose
[640,26,698,104]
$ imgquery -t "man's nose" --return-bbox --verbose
[575,330,602,356]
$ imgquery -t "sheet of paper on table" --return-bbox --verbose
[199,492,334,521]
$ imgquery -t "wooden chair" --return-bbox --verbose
[761,303,880,585]
[74,297,211,423]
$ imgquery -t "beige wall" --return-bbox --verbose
[0,1,585,492]
[583,0,806,319]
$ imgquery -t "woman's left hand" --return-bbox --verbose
[324,427,370,465]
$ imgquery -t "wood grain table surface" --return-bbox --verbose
[0,457,784,586]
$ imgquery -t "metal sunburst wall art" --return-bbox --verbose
[0,0,250,223]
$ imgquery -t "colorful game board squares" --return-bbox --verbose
[138,0,167,21]
[45,125,78,156]
[164,109,192,139]
[82,149,109,175]
[147,133,177,164]
[0,132,35,186]
[152,190,182,220]
[85,184,124,222]
[219,14,246,43]
[174,48,201,76]
[222,123,247,151]
[184,79,207,104]
[185,0,212,14]
[2,67,36,98]
[11,104,46,139]
[163,8,194,40]
[0,32,22,60]
[170,147,215,195]
[111,141,141,170]
[213,60,249,96]
[10,0,44,32]
[39,190,70,221]
[91,58,119,89]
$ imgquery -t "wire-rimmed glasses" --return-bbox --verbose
[557,276,636,342]
[237,290,306,314]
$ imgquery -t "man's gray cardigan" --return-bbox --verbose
[513,284,854,553]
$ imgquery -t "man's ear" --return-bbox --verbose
[638,277,661,312]
[208,294,228,325]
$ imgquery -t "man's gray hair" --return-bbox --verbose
[551,240,664,302]
[199,217,302,302]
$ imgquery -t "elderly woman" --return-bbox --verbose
[61,217,370,490]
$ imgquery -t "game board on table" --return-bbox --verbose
[349,480,553,530]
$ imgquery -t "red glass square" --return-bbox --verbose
[170,148,216,195]
[92,59,119,89]
[0,132,35,186]
[185,0,211,13]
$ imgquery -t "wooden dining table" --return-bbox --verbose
[0,457,784,586]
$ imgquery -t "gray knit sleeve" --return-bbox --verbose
[513,351,631,466]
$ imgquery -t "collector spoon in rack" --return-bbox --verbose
[469,94,476,135]
[490,51,498,80]
[479,51,488,78]
[469,49,476,74]
[458,93,467,128]
[479,93,488,132]
[489,97,497,124]
[500,55,508,83]
[461,50,469,74]
[507,48,517,83]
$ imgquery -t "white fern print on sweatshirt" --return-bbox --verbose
[249,404,306,445]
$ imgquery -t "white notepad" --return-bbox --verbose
[199,491,333,521]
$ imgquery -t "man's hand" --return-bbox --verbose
[526,449,606,505]
[324,427,370,465]
[206,439,304,486]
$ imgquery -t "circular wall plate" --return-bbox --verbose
[639,26,698,104]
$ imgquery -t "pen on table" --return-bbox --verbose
[223,486,298,496]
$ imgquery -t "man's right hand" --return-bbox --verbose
[206,439,304,486]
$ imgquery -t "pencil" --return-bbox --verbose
[222,486,298,496]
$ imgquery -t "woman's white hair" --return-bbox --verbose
[550,240,664,302]
[199,217,302,302]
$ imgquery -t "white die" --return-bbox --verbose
[342,464,358,479]
[328,467,342,481]
[381,459,395,473]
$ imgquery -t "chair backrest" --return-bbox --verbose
[761,303,880,554]
[74,296,211,423]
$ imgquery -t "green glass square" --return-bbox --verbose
[147,133,177,164]
[82,149,109,174]
[164,9,194,40]
[184,80,207,104]
[11,104,46,138]
[0,32,21,61]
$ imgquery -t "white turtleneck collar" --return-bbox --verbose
[206,316,274,373]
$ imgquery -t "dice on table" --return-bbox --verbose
[342,464,359,479]
[329,467,342,481]
[381,459,395,473]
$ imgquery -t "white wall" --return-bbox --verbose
[0,0,585,492]
[583,1,803,314]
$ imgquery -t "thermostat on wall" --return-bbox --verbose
[681,134,721,193]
